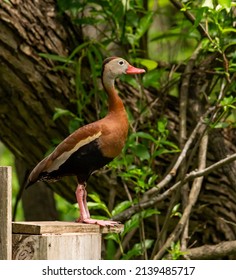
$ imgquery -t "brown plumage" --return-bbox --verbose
[26,57,145,226]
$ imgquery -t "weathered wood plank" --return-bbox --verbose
[12,221,123,259]
[12,233,101,260]
[12,221,124,235]
[0,166,12,260]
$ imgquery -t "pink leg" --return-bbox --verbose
[75,184,119,227]
[75,184,90,221]
[82,187,90,218]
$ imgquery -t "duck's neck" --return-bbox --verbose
[102,75,125,113]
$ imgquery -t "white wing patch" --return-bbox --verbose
[47,131,102,172]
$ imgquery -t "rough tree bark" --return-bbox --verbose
[0,0,80,210]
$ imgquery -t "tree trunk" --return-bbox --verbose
[0,0,80,205]
[15,157,58,221]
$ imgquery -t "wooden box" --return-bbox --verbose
[12,221,123,260]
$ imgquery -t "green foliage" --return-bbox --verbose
[39,0,158,133]
[87,192,111,217]
[121,209,160,238]
[181,0,236,131]
[57,0,153,55]
[110,118,179,194]
[167,241,187,260]
[105,209,159,260]
[53,108,84,133]
[85,192,159,259]
[122,239,154,260]
[40,41,105,128]
[0,143,24,221]
[171,203,182,218]
[54,193,78,220]
[111,200,133,216]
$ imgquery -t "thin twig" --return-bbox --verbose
[114,228,137,259]
[113,153,236,221]
[150,190,179,259]
[123,181,134,204]
[140,217,148,260]
[153,132,208,259]
[179,43,202,148]
[169,0,213,42]
[178,43,202,251]
[145,106,215,198]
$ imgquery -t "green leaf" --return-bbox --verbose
[90,214,110,220]
[88,193,111,217]
[218,0,231,11]
[130,143,150,161]
[168,241,187,260]
[221,96,236,106]
[122,216,139,238]
[151,31,198,42]
[68,41,91,60]
[88,192,102,204]
[222,28,236,34]
[122,239,154,260]
[38,53,73,64]
[88,204,111,217]
[157,118,168,133]
[148,174,158,185]
[53,108,75,121]
[171,203,182,218]
[212,122,230,128]
[88,50,99,91]
[131,131,156,142]
[104,233,120,243]
[57,0,82,11]
[111,201,132,216]
[73,17,100,25]
[142,70,161,88]
[192,7,207,30]
[202,0,214,9]
[135,11,153,40]
[69,118,83,134]
[121,209,159,238]
[160,140,180,150]
[135,58,157,71]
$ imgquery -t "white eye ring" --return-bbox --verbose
[118,60,125,66]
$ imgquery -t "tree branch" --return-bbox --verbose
[145,106,215,198]
[153,131,208,259]
[179,43,202,252]
[186,241,236,259]
[169,0,210,40]
[112,152,236,222]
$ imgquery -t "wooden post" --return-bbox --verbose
[12,221,123,260]
[0,166,12,260]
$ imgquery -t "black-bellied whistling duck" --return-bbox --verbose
[26,57,145,226]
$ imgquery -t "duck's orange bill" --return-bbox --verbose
[126,64,146,74]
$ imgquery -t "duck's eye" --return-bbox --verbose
[118,60,124,66]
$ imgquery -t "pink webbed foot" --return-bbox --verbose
[76,217,120,227]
